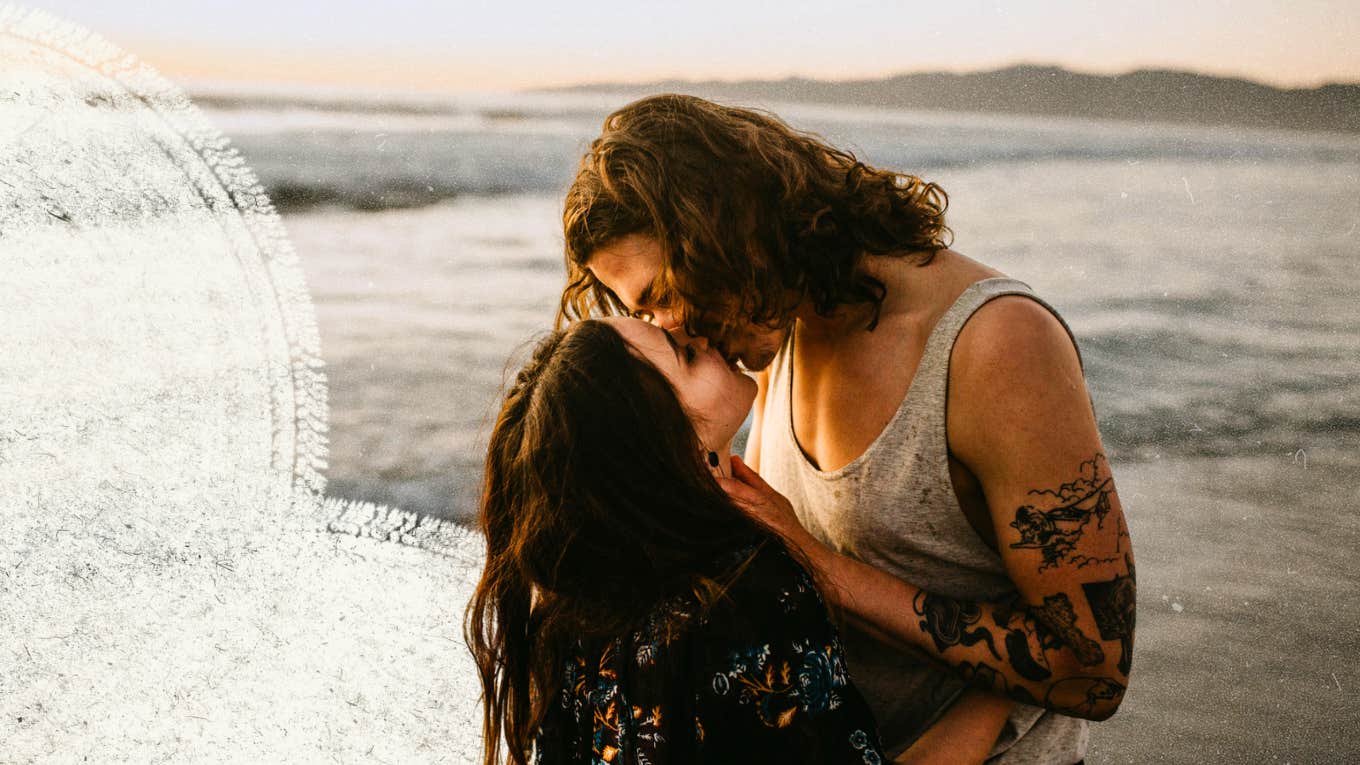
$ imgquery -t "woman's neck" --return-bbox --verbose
[708,442,733,479]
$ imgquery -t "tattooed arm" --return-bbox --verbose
[723,297,1136,720]
[941,296,1135,717]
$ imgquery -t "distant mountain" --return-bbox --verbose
[538,65,1360,134]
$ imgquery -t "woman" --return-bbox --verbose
[465,316,883,764]
[465,317,1008,764]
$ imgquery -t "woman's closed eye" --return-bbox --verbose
[684,344,698,363]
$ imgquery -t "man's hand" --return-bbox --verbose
[718,456,826,561]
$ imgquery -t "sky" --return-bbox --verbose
[19,0,1360,92]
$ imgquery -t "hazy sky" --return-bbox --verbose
[25,0,1360,92]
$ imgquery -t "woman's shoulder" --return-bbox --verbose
[699,539,830,637]
[690,541,887,761]
[619,540,812,648]
[739,539,818,593]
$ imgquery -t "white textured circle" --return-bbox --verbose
[0,6,483,761]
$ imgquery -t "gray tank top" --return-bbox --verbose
[755,277,1089,763]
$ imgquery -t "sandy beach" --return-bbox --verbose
[1090,453,1359,763]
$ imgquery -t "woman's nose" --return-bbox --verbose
[669,327,708,353]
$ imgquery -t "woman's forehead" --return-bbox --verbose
[601,316,673,360]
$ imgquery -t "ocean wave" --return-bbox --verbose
[249,140,1356,213]
[266,178,473,212]
[205,92,1360,213]
[1098,408,1360,461]
[231,129,581,212]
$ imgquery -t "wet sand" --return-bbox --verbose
[1088,453,1360,763]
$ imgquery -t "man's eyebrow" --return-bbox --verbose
[637,280,658,306]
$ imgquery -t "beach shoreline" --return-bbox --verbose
[1089,452,1359,763]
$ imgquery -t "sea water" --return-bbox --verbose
[200,87,1360,521]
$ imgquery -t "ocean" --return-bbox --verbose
[197,87,1360,523]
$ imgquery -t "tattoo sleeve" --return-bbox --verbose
[1008,454,1124,572]
[898,453,1135,718]
[913,591,1001,660]
[1081,553,1137,676]
[911,589,1109,688]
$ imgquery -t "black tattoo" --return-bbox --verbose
[1081,553,1137,676]
[1004,629,1051,681]
[958,661,1040,707]
[993,591,1105,677]
[913,591,1001,660]
[1009,454,1120,571]
[992,595,1053,682]
[1031,593,1105,667]
[1044,676,1126,718]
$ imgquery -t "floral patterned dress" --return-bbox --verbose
[532,540,887,764]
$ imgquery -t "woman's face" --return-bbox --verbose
[604,317,758,450]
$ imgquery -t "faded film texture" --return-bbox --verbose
[0,6,485,761]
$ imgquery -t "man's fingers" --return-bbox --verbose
[715,477,761,509]
[715,476,751,499]
[729,455,770,489]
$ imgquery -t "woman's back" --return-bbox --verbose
[533,540,886,764]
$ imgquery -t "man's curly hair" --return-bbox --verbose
[557,93,953,340]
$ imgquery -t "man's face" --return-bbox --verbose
[586,233,791,372]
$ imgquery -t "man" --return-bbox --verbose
[557,94,1134,764]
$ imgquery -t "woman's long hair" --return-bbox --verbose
[464,319,779,765]
[557,93,953,339]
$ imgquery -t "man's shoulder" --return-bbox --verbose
[951,293,1080,381]
[945,289,1092,479]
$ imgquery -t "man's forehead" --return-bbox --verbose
[590,233,662,268]
[587,245,665,308]
[591,249,661,281]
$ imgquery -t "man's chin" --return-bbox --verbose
[739,349,778,373]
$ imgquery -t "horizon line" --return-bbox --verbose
[120,40,1356,97]
[531,61,1360,92]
